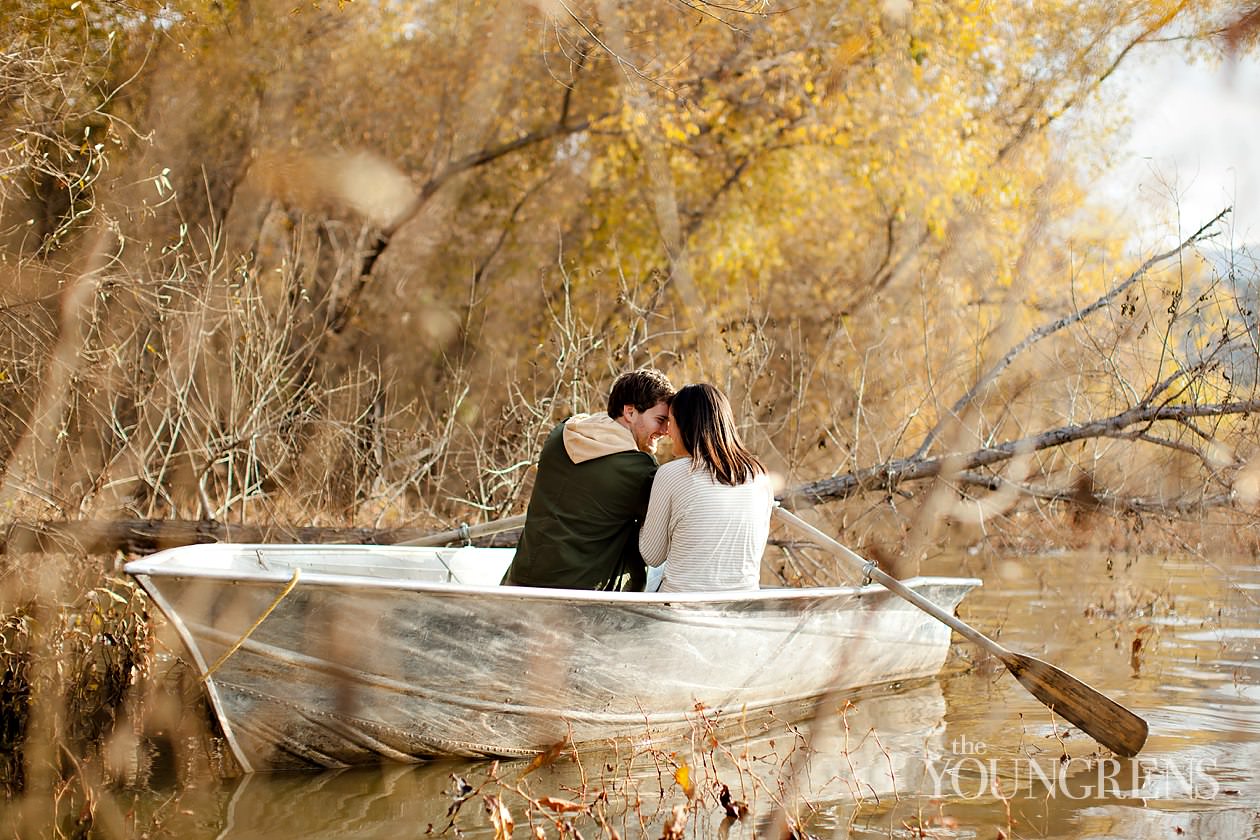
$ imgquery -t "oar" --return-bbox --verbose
[399,514,527,547]
[773,506,1149,758]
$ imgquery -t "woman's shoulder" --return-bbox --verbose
[653,456,698,488]
[657,455,694,475]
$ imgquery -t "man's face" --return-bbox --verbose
[623,400,671,454]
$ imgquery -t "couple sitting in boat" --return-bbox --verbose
[501,368,774,593]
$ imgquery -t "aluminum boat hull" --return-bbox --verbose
[126,544,979,771]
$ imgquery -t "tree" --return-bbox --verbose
[1,0,1256,559]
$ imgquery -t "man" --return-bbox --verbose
[502,368,674,591]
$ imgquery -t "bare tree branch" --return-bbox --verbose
[338,113,609,332]
[996,4,1188,161]
[784,395,1260,508]
[912,206,1232,460]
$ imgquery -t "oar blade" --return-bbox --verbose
[1002,651,1148,757]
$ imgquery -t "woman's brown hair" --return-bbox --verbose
[670,383,763,486]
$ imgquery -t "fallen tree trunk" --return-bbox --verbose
[9,392,1259,555]
[779,397,1260,508]
[7,393,1256,556]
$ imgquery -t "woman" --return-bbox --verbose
[639,383,774,592]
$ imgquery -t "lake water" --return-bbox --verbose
[117,549,1260,838]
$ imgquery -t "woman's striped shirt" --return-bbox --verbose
[638,456,773,592]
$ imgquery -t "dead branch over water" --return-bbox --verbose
[786,396,1260,507]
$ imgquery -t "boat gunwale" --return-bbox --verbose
[125,544,980,605]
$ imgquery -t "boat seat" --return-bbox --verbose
[442,546,515,586]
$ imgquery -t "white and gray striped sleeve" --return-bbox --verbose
[639,462,680,567]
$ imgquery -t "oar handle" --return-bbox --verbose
[773,507,1006,657]
[400,514,528,547]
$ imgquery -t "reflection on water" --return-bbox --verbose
[125,552,1260,838]
[885,550,1260,840]
[206,680,946,839]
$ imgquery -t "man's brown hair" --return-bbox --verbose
[606,368,674,418]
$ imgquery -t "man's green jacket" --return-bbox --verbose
[503,414,657,591]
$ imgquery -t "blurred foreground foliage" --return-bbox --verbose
[4,0,1260,830]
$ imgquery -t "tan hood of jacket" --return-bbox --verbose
[562,413,639,464]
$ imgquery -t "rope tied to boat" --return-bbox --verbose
[202,567,302,682]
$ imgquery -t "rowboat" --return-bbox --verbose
[125,543,980,772]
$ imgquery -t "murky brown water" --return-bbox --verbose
[118,550,1260,838]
